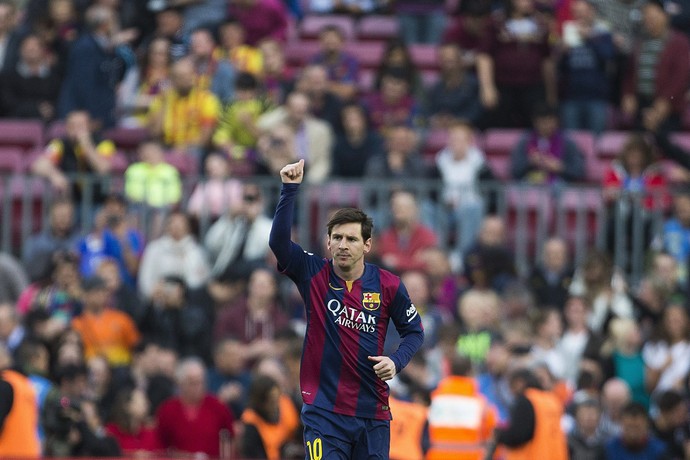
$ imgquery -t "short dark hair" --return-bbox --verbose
[656,390,684,413]
[450,353,473,376]
[235,71,259,90]
[509,368,542,390]
[621,402,649,419]
[327,208,373,241]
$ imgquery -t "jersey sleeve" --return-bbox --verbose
[388,280,425,373]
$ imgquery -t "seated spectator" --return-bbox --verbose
[364,67,420,134]
[227,0,288,46]
[124,140,182,209]
[557,296,604,387]
[364,125,432,183]
[621,0,690,131]
[634,252,687,323]
[76,210,126,279]
[436,121,489,256]
[259,39,295,106]
[96,257,145,327]
[187,153,244,221]
[309,0,376,14]
[425,43,483,128]
[567,399,607,459]
[156,358,235,458]
[31,110,116,201]
[605,402,668,459]
[255,122,299,178]
[138,6,187,61]
[558,0,615,136]
[658,191,690,283]
[71,275,140,367]
[147,57,221,157]
[511,103,586,184]
[376,189,439,274]
[257,91,333,183]
[295,64,343,128]
[332,103,384,178]
[86,355,118,421]
[239,374,300,459]
[0,252,28,304]
[310,25,359,101]
[207,337,252,421]
[528,237,574,309]
[418,246,461,317]
[98,193,144,286]
[215,19,263,76]
[455,289,501,365]
[212,72,273,163]
[105,387,162,456]
[22,199,80,271]
[138,211,210,299]
[186,27,236,104]
[374,39,422,97]
[650,390,690,459]
[529,308,567,380]
[0,34,62,121]
[118,37,171,128]
[204,183,273,279]
[442,0,492,70]
[463,215,517,292]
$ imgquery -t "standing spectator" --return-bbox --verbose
[71,275,140,367]
[186,27,236,104]
[528,237,574,309]
[476,0,555,128]
[567,399,607,460]
[147,57,221,156]
[124,140,182,210]
[425,43,483,128]
[0,0,23,74]
[105,387,162,456]
[138,211,211,299]
[310,25,359,101]
[0,34,62,121]
[187,153,244,221]
[215,20,263,77]
[331,103,384,178]
[558,296,601,387]
[57,4,135,129]
[156,358,235,458]
[530,308,567,380]
[621,0,690,131]
[295,64,343,129]
[510,103,586,184]
[376,189,439,274]
[21,199,80,273]
[204,183,273,279]
[227,0,288,46]
[31,110,116,201]
[365,68,420,134]
[650,390,690,459]
[605,402,668,459]
[558,0,615,136]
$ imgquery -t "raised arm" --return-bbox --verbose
[269,160,304,267]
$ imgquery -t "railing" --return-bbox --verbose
[0,173,671,282]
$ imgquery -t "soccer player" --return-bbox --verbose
[269,159,425,459]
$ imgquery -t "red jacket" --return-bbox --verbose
[602,161,670,210]
[377,224,438,273]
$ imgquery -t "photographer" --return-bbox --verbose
[42,363,121,457]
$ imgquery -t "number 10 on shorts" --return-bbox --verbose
[306,437,322,460]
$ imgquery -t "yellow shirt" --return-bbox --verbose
[213,97,272,154]
[149,88,220,148]
[124,161,182,208]
[45,138,115,169]
[214,45,263,76]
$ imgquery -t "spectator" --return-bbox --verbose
[215,19,263,76]
[227,0,288,46]
[181,0,228,36]
[207,337,252,421]
[31,0,80,65]
[98,193,144,287]
[239,374,300,459]
[622,0,690,131]
[76,210,126,279]
[650,390,690,459]
[659,191,690,283]
[425,43,483,128]
[510,103,586,184]
[558,0,615,136]
[85,355,117,421]
[96,257,145,327]
[374,39,421,97]
[212,72,273,163]
[332,102,384,178]
[204,183,273,279]
[257,91,333,183]
[435,121,489,256]
[456,288,501,365]
[634,252,686,323]
[310,25,359,101]
[187,153,244,221]
[0,34,62,121]
[558,296,602,387]
[105,387,162,456]
[138,211,211,299]
[376,189,439,274]
[530,308,567,380]
[31,110,116,201]
[119,341,176,416]
[309,0,376,14]
[124,140,182,209]
[57,4,135,129]
[156,358,235,458]
[0,303,25,356]
[364,125,432,184]
[0,0,23,74]
[0,252,28,304]
[259,39,295,106]
[295,64,342,128]
[528,237,574,309]
[147,57,221,156]
[186,27,236,104]
[365,67,420,134]
[71,275,140,367]
[442,0,492,70]
[418,247,461,316]
[15,339,53,444]
[588,0,644,57]
[254,122,299,179]
[21,199,80,272]
[599,378,633,438]
[463,215,517,292]
[395,0,447,45]
[476,335,513,422]
[567,399,607,460]
[605,402,668,459]
[139,6,187,61]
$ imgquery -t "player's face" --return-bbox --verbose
[327,222,371,273]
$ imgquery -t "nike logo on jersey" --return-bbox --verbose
[329,282,344,291]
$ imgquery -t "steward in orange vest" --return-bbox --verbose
[0,364,41,458]
[427,354,498,460]
[389,395,428,460]
[494,368,568,460]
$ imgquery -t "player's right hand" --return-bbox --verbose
[280,159,305,184]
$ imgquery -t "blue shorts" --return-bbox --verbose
[301,404,390,460]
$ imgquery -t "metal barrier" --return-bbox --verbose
[0,173,671,282]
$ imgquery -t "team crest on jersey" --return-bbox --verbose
[362,292,381,310]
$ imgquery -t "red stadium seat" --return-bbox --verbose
[486,155,510,180]
[357,68,376,93]
[284,40,321,67]
[103,126,150,157]
[356,16,400,42]
[596,130,630,159]
[346,41,384,70]
[299,15,356,41]
[482,129,524,158]
[0,119,44,153]
[423,129,449,158]
[164,152,198,176]
[45,120,66,141]
[669,132,690,152]
[0,147,24,173]
[409,44,439,71]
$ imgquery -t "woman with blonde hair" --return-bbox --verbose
[601,317,649,408]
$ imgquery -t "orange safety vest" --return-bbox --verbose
[504,388,567,460]
[0,370,41,458]
[389,396,427,460]
[427,376,498,460]
[241,394,299,460]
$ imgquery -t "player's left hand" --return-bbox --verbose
[368,356,396,381]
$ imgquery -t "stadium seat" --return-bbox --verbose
[669,132,690,152]
[45,120,66,141]
[164,152,198,176]
[422,129,449,158]
[110,152,130,174]
[284,40,321,67]
[482,129,524,158]
[486,155,510,180]
[409,44,439,71]
[0,147,25,174]
[0,119,44,153]
[103,126,150,157]
[346,41,384,70]
[357,68,376,93]
[299,15,356,41]
[596,130,630,159]
[356,15,400,42]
